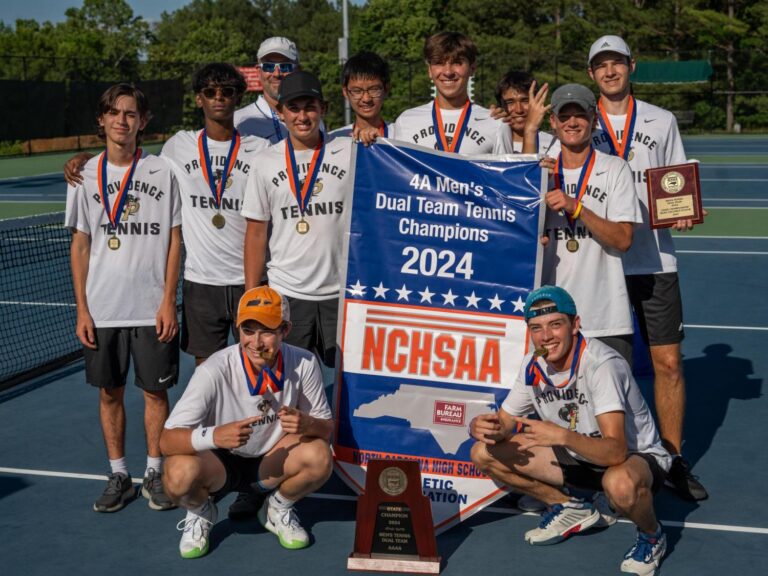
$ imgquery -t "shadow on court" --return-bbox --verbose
[0,475,30,501]
[683,343,762,467]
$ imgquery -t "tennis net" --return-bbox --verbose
[0,212,80,389]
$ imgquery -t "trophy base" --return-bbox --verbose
[348,553,441,574]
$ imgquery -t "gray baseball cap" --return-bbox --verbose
[588,35,631,65]
[550,84,596,115]
[258,36,299,62]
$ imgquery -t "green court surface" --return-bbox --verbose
[0,143,163,179]
[672,208,768,237]
[0,202,65,219]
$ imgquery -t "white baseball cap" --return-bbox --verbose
[588,35,631,65]
[257,37,299,62]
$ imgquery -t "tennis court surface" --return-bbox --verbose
[1,135,766,575]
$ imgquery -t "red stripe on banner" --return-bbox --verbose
[365,317,507,337]
[366,309,507,329]
[334,446,490,479]
[348,299,527,322]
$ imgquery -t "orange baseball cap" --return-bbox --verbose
[236,286,290,329]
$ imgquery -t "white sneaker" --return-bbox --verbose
[524,500,600,545]
[592,492,618,527]
[258,499,310,549]
[621,529,667,575]
[177,499,218,559]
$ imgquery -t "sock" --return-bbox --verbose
[145,455,163,476]
[109,457,129,477]
[269,490,296,512]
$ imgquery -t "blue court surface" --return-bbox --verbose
[1,136,767,575]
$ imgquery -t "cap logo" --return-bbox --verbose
[601,41,611,47]
[247,298,272,306]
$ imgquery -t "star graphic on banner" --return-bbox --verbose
[465,291,480,308]
[395,284,412,301]
[488,294,505,311]
[512,295,526,312]
[442,289,458,306]
[372,282,389,299]
[418,286,435,303]
[347,280,366,297]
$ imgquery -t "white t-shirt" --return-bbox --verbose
[241,134,353,300]
[234,96,288,143]
[591,99,687,275]
[328,121,397,139]
[502,337,671,470]
[493,126,560,157]
[394,101,501,154]
[161,130,269,286]
[165,342,332,458]
[542,150,641,337]
[65,153,181,327]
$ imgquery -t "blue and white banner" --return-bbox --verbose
[333,140,545,532]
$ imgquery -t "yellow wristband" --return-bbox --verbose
[572,201,583,219]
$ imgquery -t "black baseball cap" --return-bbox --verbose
[277,71,324,105]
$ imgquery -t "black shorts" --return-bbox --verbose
[181,280,244,358]
[626,273,685,346]
[553,446,666,494]
[83,326,179,391]
[210,449,265,499]
[284,296,338,367]
[596,334,634,367]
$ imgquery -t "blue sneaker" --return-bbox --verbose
[621,527,667,575]
[524,500,600,545]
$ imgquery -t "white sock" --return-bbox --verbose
[145,455,163,476]
[269,490,296,512]
[109,457,129,476]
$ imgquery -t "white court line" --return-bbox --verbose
[673,235,768,240]
[0,172,62,183]
[701,179,768,182]
[677,250,768,255]
[1,466,766,535]
[685,324,768,331]
[703,198,768,202]
[0,300,75,307]
[705,206,768,210]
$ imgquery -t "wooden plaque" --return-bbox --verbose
[348,459,441,574]
[645,161,704,229]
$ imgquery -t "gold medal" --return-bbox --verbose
[108,235,121,250]
[566,238,579,253]
[296,219,310,234]
[534,346,549,358]
[212,213,226,229]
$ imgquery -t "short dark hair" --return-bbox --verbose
[342,51,390,87]
[192,62,247,94]
[494,70,534,107]
[95,83,150,143]
[424,32,478,65]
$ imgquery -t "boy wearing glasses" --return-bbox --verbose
[330,51,396,138]
[394,31,500,154]
[161,285,334,558]
[234,36,301,143]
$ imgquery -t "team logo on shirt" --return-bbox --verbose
[121,195,140,220]
[257,399,271,414]
[214,169,233,190]
[299,178,323,197]
[558,402,580,431]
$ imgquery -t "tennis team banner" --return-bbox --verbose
[333,140,545,532]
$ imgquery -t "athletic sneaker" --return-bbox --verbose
[228,491,265,520]
[665,456,708,501]
[93,472,135,513]
[141,468,176,511]
[592,492,618,527]
[177,499,218,559]
[620,528,667,575]
[524,500,600,545]
[258,499,310,550]
[516,494,546,513]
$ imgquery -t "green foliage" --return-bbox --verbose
[0,0,766,132]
